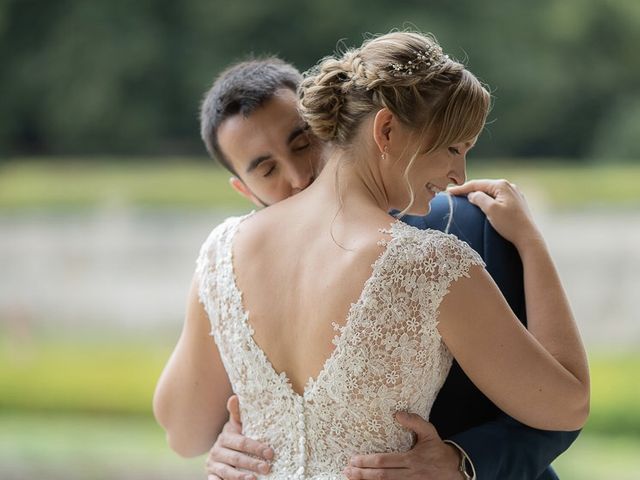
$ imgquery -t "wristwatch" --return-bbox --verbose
[444,439,475,480]
[458,451,473,480]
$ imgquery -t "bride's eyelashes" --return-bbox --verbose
[448,147,461,155]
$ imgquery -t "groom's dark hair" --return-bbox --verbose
[200,57,303,174]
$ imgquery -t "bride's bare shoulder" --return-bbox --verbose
[231,205,289,260]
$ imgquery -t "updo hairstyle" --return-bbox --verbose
[298,31,491,154]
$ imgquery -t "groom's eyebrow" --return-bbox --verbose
[287,125,307,144]
[246,154,271,174]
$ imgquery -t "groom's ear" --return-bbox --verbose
[372,108,394,153]
[229,177,263,208]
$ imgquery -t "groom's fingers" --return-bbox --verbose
[210,446,271,475]
[207,461,256,480]
[349,451,407,468]
[217,431,273,460]
[343,466,406,479]
[394,411,440,443]
[227,433,274,460]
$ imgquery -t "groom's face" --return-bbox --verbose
[217,88,324,207]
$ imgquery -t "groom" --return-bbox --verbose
[198,58,581,479]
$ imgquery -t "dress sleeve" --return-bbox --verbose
[418,231,486,313]
[388,226,486,347]
[194,224,222,315]
[435,232,485,282]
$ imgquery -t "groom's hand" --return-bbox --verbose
[205,395,274,480]
[344,412,464,480]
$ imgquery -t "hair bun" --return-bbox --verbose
[300,31,490,148]
[298,52,360,142]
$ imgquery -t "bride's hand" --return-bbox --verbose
[447,179,542,251]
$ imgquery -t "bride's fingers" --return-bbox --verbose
[447,178,514,197]
[447,179,499,196]
[467,190,496,213]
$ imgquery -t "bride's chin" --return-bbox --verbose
[402,201,432,217]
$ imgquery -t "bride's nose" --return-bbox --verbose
[448,164,466,186]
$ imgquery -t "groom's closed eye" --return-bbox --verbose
[262,162,277,177]
[246,154,272,175]
[287,125,311,151]
[291,137,311,152]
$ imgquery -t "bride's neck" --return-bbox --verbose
[307,150,390,218]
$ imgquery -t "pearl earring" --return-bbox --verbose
[381,146,388,161]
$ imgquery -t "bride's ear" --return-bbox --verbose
[372,108,394,155]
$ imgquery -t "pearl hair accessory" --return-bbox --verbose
[389,44,450,76]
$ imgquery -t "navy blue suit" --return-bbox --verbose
[400,194,580,479]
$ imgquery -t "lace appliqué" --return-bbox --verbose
[195,215,485,479]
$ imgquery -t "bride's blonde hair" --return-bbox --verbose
[299,31,491,215]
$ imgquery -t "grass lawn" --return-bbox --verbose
[1,158,639,210]
[1,337,639,479]
[0,414,637,480]
[0,412,205,480]
[2,339,638,437]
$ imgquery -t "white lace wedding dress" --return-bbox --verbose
[195,213,484,479]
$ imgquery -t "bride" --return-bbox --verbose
[154,31,589,479]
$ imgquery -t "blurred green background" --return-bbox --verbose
[1,1,639,479]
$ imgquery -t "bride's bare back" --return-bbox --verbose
[195,203,483,476]
[232,195,395,396]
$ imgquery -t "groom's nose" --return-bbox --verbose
[288,163,315,194]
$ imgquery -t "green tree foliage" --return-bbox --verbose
[0,0,638,160]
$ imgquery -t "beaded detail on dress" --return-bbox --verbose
[195,213,485,479]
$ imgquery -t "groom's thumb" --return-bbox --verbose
[394,411,439,443]
[227,395,242,426]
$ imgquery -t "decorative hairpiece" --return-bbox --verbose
[389,44,449,76]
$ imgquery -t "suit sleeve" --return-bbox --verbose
[448,414,580,479]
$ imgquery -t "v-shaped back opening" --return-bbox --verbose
[223,213,401,398]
